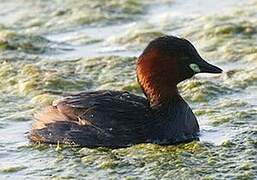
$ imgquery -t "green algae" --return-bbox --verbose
[76,136,257,179]
[180,6,257,65]
[77,56,137,89]
[122,82,142,94]
[179,77,232,102]
[108,23,166,50]
[64,33,102,46]
[0,0,256,179]
[0,28,62,54]
[194,97,257,126]
[183,14,257,41]
[98,160,118,170]
[223,69,257,89]
[31,93,58,105]
[2,0,150,34]
[51,176,75,180]
[202,20,256,38]
[209,109,255,126]
[0,56,138,106]
[1,165,27,173]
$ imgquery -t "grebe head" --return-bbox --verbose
[136,36,222,105]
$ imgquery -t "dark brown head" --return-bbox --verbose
[136,36,222,106]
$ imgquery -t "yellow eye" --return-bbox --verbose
[189,64,201,73]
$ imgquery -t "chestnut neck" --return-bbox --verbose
[136,48,180,107]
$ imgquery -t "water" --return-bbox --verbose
[0,0,256,179]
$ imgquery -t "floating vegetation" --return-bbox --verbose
[108,23,166,50]
[1,0,150,34]
[181,9,257,64]
[0,28,64,54]
[0,166,27,173]
[0,0,257,179]
[179,77,232,102]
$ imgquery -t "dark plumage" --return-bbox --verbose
[29,36,222,148]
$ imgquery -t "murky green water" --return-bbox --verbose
[0,0,256,179]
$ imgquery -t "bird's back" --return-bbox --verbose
[29,90,156,148]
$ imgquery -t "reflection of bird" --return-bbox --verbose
[29,36,222,148]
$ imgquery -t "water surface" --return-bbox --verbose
[0,0,256,179]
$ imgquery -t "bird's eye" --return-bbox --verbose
[189,63,201,73]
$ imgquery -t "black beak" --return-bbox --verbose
[198,59,223,74]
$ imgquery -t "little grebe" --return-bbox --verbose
[29,36,222,148]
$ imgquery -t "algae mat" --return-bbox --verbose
[0,0,256,179]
